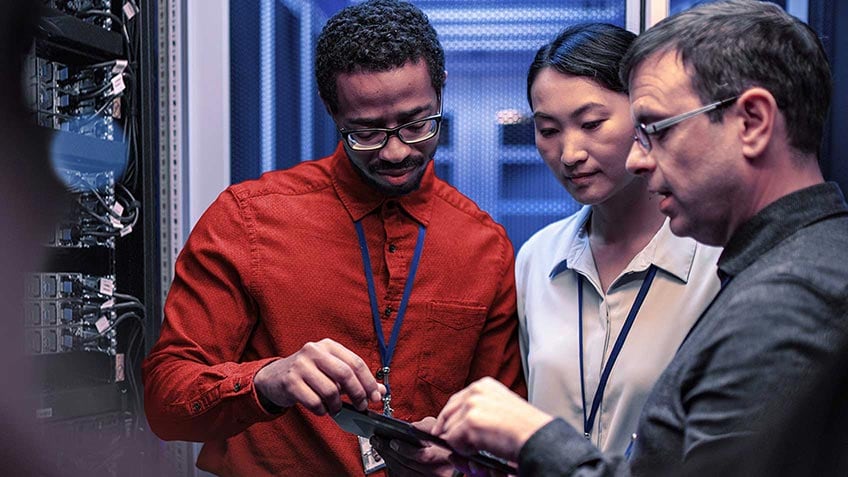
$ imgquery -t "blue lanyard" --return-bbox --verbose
[354,220,426,414]
[577,265,658,438]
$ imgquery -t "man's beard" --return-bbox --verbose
[356,153,433,196]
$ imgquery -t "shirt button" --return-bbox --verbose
[192,402,201,412]
[388,244,397,253]
[384,306,393,318]
[234,382,241,392]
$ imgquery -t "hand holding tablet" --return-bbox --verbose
[332,402,517,475]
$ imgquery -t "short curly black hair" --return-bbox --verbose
[315,0,445,114]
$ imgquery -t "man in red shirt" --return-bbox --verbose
[141,1,526,475]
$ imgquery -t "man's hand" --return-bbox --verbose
[432,377,554,463]
[370,417,455,477]
[447,455,511,477]
[253,338,384,415]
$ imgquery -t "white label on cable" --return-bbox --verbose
[110,202,125,228]
[111,75,126,96]
[99,278,115,296]
[112,59,128,74]
[95,316,110,333]
[100,298,115,310]
[120,225,133,236]
[123,1,139,20]
[115,353,125,382]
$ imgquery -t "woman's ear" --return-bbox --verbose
[735,87,778,159]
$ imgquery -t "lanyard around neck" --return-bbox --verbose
[354,220,426,397]
[577,265,658,438]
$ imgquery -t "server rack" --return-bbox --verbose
[24,1,161,474]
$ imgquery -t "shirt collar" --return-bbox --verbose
[330,142,436,226]
[641,217,699,283]
[549,206,592,279]
[549,208,698,284]
[718,182,848,278]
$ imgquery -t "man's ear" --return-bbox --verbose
[319,97,334,118]
[736,87,778,159]
[434,70,447,97]
[317,87,336,117]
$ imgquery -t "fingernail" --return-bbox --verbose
[371,390,382,402]
[358,399,368,410]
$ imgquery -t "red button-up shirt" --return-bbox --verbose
[142,143,526,476]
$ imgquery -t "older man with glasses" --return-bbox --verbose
[430,1,848,475]
[142,1,525,476]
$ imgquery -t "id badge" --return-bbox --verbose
[358,435,386,474]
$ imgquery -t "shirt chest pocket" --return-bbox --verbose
[417,300,487,394]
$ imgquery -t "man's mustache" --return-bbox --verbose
[370,157,423,172]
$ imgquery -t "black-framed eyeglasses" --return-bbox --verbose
[633,95,739,152]
[338,98,443,152]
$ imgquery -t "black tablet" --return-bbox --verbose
[332,402,517,474]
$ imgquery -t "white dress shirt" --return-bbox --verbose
[516,206,722,453]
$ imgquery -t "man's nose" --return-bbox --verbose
[378,134,412,163]
[625,140,656,176]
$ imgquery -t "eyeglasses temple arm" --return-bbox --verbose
[645,96,738,134]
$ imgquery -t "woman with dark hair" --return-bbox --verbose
[512,23,722,454]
